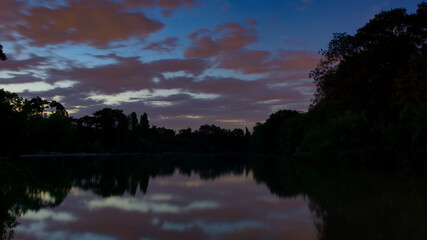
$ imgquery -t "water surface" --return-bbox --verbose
[1,155,426,240]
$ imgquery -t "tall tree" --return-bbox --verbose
[302,2,427,161]
[139,113,149,136]
[92,108,126,150]
[128,112,139,132]
[0,44,6,61]
[310,2,426,117]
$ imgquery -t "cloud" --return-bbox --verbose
[0,80,77,94]
[86,197,219,213]
[0,54,49,72]
[122,0,196,9]
[15,1,163,46]
[46,55,210,94]
[246,19,258,26]
[156,0,196,9]
[272,50,319,72]
[25,66,312,130]
[21,209,77,222]
[216,49,319,75]
[144,37,179,53]
[158,76,306,105]
[0,74,44,84]
[162,9,173,17]
[162,220,265,234]
[183,22,318,78]
[2,48,314,129]
[150,58,208,76]
[121,75,311,129]
[217,50,272,74]
[16,220,115,240]
[0,1,318,130]
[185,23,257,58]
[0,0,25,40]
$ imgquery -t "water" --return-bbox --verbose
[1,155,426,240]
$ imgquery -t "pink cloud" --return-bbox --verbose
[149,58,209,76]
[217,49,319,75]
[217,50,272,74]
[184,23,257,58]
[28,58,312,129]
[121,0,158,8]
[46,55,210,94]
[185,37,218,58]
[157,75,305,105]
[217,23,257,50]
[15,1,163,46]
[123,0,195,9]
[30,49,314,128]
[157,0,196,9]
[272,50,319,71]
[0,0,25,40]
[0,0,23,20]
[0,54,48,72]
[162,9,173,17]
[144,37,179,53]
[183,22,317,76]
[246,19,258,26]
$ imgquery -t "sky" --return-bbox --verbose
[0,0,422,130]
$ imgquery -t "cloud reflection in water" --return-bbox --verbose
[15,170,316,240]
[86,197,219,214]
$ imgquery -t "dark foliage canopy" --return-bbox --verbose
[0,44,6,61]
[251,2,426,163]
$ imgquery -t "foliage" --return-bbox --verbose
[251,110,299,153]
[0,89,250,155]
[0,45,6,61]
[1,3,425,162]
[251,2,426,163]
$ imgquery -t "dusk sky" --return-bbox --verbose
[0,0,421,130]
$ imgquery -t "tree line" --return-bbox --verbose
[251,3,426,164]
[0,90,251,154]
[0,3,426,163]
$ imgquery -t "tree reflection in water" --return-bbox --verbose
[252,159,427,240]
[1,155,426,240]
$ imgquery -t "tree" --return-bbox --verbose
[251,110,299,153]
[92,108,126,150]
[0,44,6,61]
[139,112,149,137]
[0,90,25,154]
[22,97,49,118]
[128,112,138,132]
[310,2,426,117]
[303,2,427,162]
[49,101,68,116]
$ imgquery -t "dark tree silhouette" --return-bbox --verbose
[139,112,149,136]
[0,45,6,61]
[304,2,427,161]
[251,110,299,153]
[250,3,426,163]
[310,2,426,115]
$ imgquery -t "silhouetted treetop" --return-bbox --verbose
[0,44,6,61]
[311,2,426,109]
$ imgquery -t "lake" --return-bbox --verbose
[1,155,426,240]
